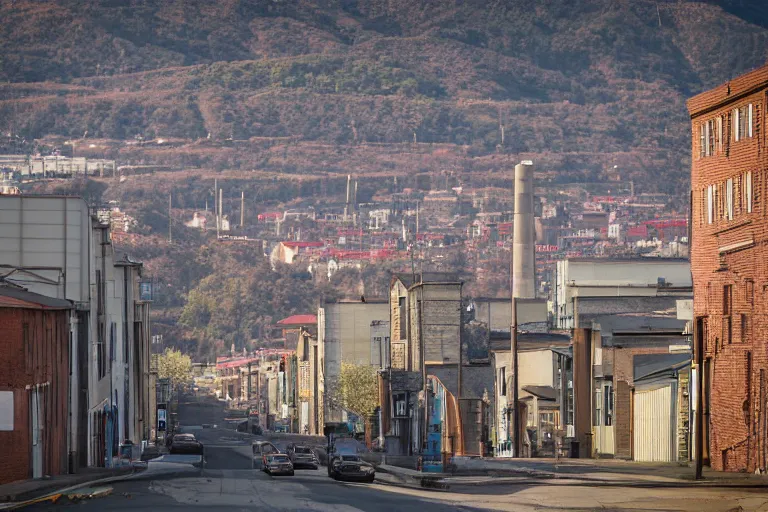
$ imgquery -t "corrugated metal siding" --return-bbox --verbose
[633,385,673,462]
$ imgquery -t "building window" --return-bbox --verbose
[398,296,406,340]
[744,171,753,213]
[746,279,755,305]
[726,178,734,220]
[724,284,733,345]
[707,185,714,224]
[717,116,724,152]
[499,367,507,396]
[741,314,750,343]
[604,383,614,426]
[594,387,602,426]
[733,104,753,141]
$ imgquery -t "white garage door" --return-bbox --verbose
[633,384,674,462]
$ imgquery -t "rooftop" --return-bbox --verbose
[688,63,768,118]
[276,314,318,326]
[0,285,72,310]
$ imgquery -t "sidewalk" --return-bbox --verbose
[0,443,168,505]
[0,466,136,504]
[375,457,768,490]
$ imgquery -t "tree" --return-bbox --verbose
[157,348,193,388]
[327,363,380,447]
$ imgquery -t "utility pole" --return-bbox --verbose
[240,191,245,228]
[510,297,519,458]
[168,193,172,243]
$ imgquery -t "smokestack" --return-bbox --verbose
[344,174,351,221]
[512,161,535,299]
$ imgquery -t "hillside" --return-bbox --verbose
[2,0,768,193]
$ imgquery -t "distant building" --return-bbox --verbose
[553,258,692,330]
[688,63,768,472]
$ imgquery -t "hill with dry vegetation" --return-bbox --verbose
[2,0,768,193]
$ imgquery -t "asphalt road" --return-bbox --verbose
[26,395,766,511]
[25,394,482,512]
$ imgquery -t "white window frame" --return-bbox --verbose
[699,123,706,158]
[734,108,740,142]
[707,185,714,224]
[748,104,753,138]
[745,171,753,213]
[727,178,734,220]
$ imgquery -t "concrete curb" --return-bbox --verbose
[0,467,144,511]
[378,465,768,490]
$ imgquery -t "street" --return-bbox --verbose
[24,395,768,512]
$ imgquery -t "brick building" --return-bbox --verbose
[0,286,72,484]
[688,63,768,472]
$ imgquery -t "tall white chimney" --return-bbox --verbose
[512,161,535,299]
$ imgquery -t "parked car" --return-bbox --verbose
[263,454,294,476]
[287,445,319,469]
[252,440,280,469]
[169,433,204,455]
[328,454,375,482]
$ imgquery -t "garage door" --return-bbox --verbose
[633,384,674,462]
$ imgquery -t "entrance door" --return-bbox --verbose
[634,384,675,462]
[30,389,43,478]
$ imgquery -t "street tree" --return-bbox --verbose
[327,363,379,447]
[157,348,193,388]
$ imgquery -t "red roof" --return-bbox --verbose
[276,314,317,326]
[282,241,324,249]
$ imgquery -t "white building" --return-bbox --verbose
[317,299,389,426]
[552,258,692,330]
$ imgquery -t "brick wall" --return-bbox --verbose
[0,307,70,484]
[689,67,768,472]
[0,309,29,484]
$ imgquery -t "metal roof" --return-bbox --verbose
[0,286,72,310]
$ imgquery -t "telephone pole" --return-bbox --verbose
[240,190,245,227]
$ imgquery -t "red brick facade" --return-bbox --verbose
[0,306,70,484]
[689,64,768,472]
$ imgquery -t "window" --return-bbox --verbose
[398,296,406,340]
[746,279,755,305]
[699,123,706,158]
[741,314,749,343]
[744,171,753,213]
[724,285,733,315]
[717,116,724,152]
[724,316,733,345]
[707,185,714,224]
[700,119,717,157]
[604,383,614,426]
[499,367,507,396]
[594,387,602,426]
[733,104,753,141]
[726,178,734,220]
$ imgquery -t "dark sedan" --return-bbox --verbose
[288,445,319,469]
[169,433,204,455]
[328,455,375,482]
[263,454,294,476]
